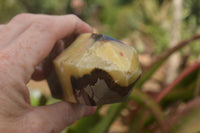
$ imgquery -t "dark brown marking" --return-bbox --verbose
[91,33,103,41]
[71,68,140,106]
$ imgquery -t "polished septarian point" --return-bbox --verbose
[50,33,141,106]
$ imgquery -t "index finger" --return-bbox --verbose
[1,14,93,83]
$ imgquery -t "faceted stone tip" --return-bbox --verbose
[47,33,142,106]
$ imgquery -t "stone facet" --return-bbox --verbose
[47,33,141,106]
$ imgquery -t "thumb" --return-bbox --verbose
[26,102,96,133]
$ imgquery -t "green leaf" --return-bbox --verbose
[90,103,125,133]
[29,89,46,106]
[157,62,200,104]
[129,109,145,132]
[160,68,199,107]
[170,98,200,133]
[136,60,164,88]
[174,66,199,90]
[136,35,200,88]
[67,107,101,133]
[130,90,166,132]
[161,88,195,108]
[171,108,200,133]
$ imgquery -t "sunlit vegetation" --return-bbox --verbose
[1,0,200,132]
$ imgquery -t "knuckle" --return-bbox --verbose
[10,13,31,23]
[30,18,55,38]
[34,17,52,26]
[67,14,82,29]
[31,19,52,33]
[68,14,79,21]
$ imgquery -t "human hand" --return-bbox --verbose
[0,13,96,133]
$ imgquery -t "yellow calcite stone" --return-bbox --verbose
[52,33,141,105]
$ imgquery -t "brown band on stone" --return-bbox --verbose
[71,68,140,105]
[91,33,103,41]
[47,69,63,99]
[91,33,124,44]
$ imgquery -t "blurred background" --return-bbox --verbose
[0,0,200,132]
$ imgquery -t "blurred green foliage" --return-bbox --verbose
[1,0,200,132]
[0,1,199,42]
[1,0,199,55]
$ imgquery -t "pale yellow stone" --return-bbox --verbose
[53,33,141,103]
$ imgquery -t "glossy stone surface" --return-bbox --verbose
[48,33,141,105]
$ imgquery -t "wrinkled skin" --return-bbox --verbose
[0,13,96,133]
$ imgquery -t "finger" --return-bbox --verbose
[0,13,35,50]
[4,14,92,82]
[31,33,78,81]
[31,40,65,81]
[27,102,96,132]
